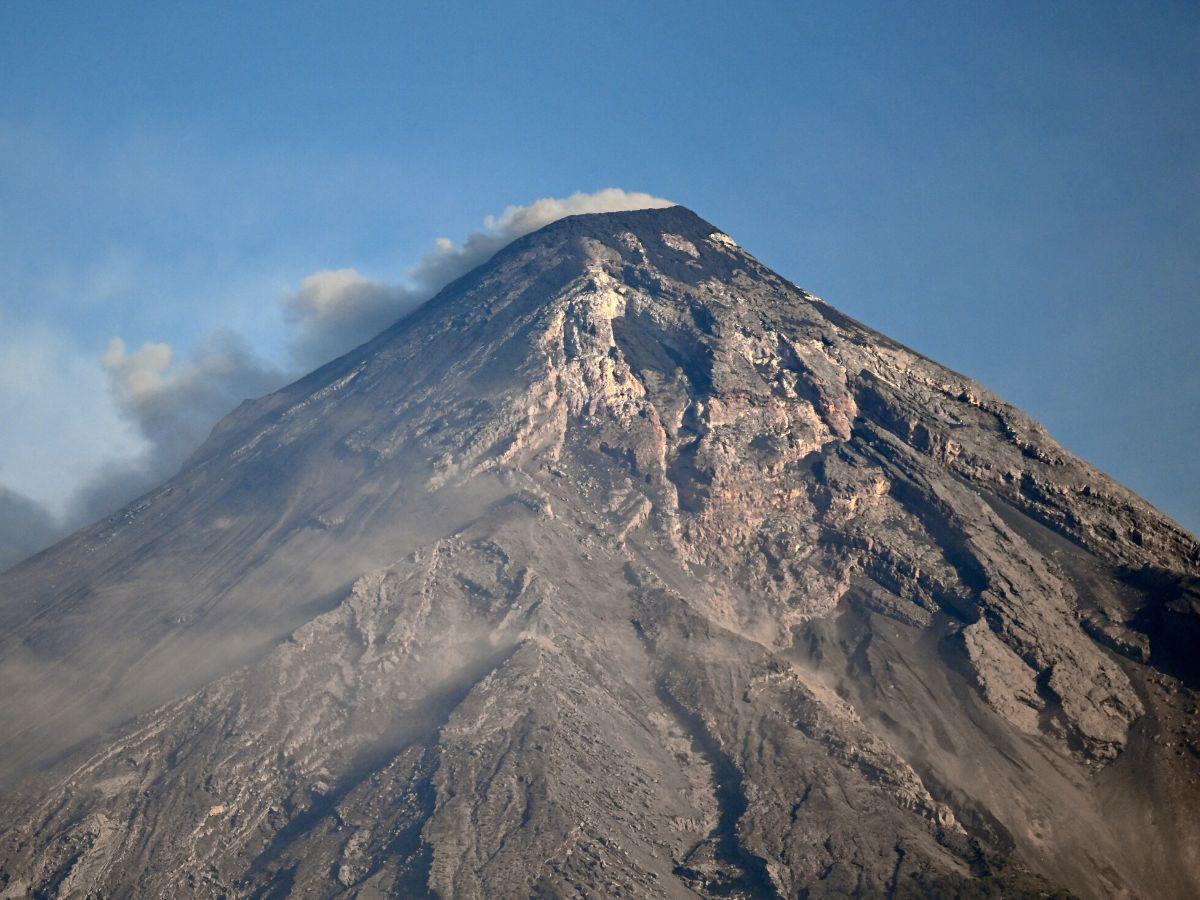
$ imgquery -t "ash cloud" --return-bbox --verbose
[407,188,675,292]
[282,268,420,371]
[281,189,672,370]
[0,485,62,572]
[66,331,286,526]
[2,190,671,565]
[100,331,283,464]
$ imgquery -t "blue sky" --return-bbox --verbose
[1,1,1197,543]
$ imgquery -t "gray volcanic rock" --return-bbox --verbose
[1,206,1198,898]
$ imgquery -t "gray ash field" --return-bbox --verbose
[1,207,1197,898]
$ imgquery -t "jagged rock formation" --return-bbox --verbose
[1,206,1197,898]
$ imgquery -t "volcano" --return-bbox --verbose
[1,206,1197,898]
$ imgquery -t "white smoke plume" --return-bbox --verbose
[3,189,672,563]
[281,188,673,369]
[408,188,675,291]
[66,331,285,525]
[281,269,419,371]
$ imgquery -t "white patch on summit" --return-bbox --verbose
[660,233,700,258]
[708,231,738,249]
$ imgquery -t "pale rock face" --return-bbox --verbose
[0,206,1197,899]
[960,619,1045,734]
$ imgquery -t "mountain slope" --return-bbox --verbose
[1,206,1197,898]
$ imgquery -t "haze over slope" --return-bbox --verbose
[0,207,1197,898]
